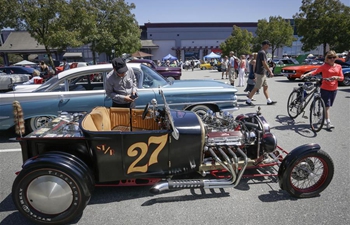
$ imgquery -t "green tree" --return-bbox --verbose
[0,0,141,67]
[220,25,253,57]
[0,0,88,69]
[81,0,141,64]
[294,0,350,55]
[254,16,295,59]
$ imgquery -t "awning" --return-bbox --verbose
[63,52,83,58]
[141,40,159,49]
[172,46,220,50]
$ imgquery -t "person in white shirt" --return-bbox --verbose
[63,58,70,71]
[23,70,43,84]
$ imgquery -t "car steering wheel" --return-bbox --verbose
[142,103,150,120]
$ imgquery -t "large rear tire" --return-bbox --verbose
[281,149,334,198]
[12,152,94,225]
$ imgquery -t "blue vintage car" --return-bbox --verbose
[0,63,237,133]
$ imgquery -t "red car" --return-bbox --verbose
[129,59,181,81]
[281,60,323,81]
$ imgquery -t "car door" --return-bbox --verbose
[49,72,107,113]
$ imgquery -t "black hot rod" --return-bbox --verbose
[12,90,334,224]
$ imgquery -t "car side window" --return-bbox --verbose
[50,73,104,92]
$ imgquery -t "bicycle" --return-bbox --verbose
[286,75,326,132]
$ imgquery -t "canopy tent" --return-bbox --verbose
[132,51,153,58]
[162,54,177,61]
[13,60,37,66]
[204,52,221,60]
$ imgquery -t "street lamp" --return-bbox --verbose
[111,49,115,59]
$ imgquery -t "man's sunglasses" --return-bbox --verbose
[327,56,336,59]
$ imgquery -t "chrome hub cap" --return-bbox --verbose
[27,175,73,214]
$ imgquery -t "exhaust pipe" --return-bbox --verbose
[150,147,248,194]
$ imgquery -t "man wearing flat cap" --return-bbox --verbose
[246,40,276,106]
[105,57,138,108]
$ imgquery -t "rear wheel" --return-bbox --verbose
[12,152,94,225]
[281,149,334,198]
[26,116,55,133]
[166,76,175,82]
[287,90,302,119]
[309,98,325,132]
[190,105,211,119]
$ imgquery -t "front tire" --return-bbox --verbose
[287,90,302,119]
[12,152,94,225]
[281,149,334,198]
[309,98,325,132]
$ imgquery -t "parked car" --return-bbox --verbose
[0,74,30,92]
[281,60,323,81]
[0,66,36,75]
[272,58,299,75]
[56,62,88,73]
[282,59,350,85]
[0,63,237,133]
[335,60,350,86]
[129,59,181,81]
[200,62,220,70]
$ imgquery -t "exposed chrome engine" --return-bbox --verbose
[151,107,279,193]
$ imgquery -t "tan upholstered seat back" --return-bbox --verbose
[81,114,98,131]
[90,107,111,131]
[110,108,131,129]
[131,109,158,130]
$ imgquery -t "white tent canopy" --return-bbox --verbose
[13,60,36,66]
[204,52,221,60]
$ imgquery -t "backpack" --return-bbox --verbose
[234,58,239,69]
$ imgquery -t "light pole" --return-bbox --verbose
[111,49,115,60]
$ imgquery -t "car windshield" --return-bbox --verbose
[32,75,59,92]
[139,64,169,87]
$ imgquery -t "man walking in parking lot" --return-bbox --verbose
[246,40,276,106]
[228,51,238,86]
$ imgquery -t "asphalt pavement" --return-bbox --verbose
[1,68,350,225]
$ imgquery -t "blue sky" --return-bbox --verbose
[130,0,350,25]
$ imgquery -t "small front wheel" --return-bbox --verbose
[281,149,334,198]
[287,90,302,119]
[309,97,325,132]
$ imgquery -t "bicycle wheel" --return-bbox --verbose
[287,90,302,119]
[310,97,326,132]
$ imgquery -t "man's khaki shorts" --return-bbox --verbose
[254,73,268,89]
